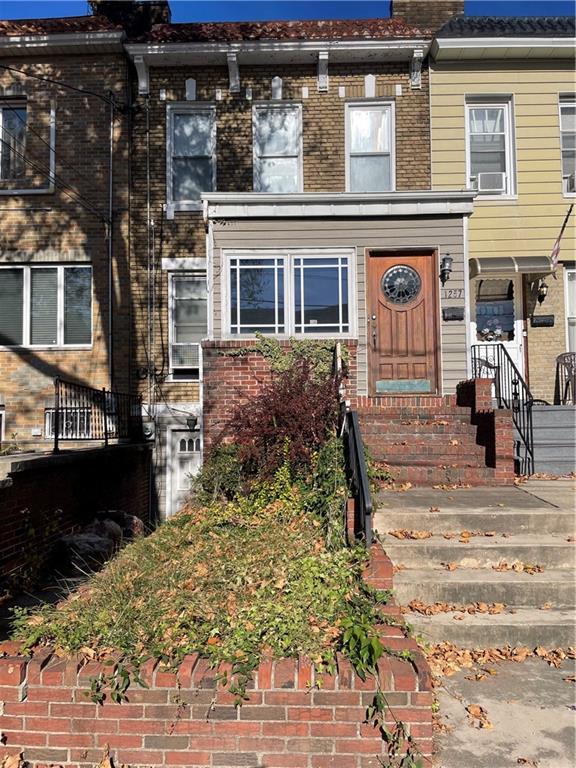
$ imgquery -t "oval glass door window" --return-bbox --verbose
[381,265,421,305]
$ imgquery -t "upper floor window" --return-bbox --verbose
[169,273,207,380]
[167,105,216,209]
[346,103,394,193]
[0,101,26,179]
[253,104,302,193]
[466,101,515,196]
[566,268,576,352]
[560,98,576,194]
[0,265,92,347]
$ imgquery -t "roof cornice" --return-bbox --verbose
[431,36,576,60]
[0,30,125,55]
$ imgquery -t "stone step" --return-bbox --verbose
[379,534,575,569]
[373,506,574,536]
[533,458,576,474]
[357,407,472,418]
[375,465,507,486]
[393,568,575,608]
[360,422,477,435]
[405,607,575,648]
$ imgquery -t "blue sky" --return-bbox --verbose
[0,0,573,21]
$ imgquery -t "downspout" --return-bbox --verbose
[145,96,153,406]
[107,92,115,389]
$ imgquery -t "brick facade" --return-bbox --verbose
[0,50,131,442]
[0,542,433,768]
[391,0,465,30]
[0,444,152,584]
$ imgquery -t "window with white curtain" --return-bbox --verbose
[346,102,394,193]
[0,101,26,179]
[560,98,576,193]
[167,105,216,206]
[253,104,302,193]
[0,265,92,347]
[466,100,515,195]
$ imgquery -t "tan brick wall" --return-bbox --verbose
[130,62,431,407]
[524,267,570,403]
[0,53,131,440]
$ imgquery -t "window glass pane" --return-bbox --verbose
[256,157,299,193]
[31,268,58,345]
[566,271,576,317]
[470,151,507,175]
[562,150,576,177]
[469,107,505,134]
[294,260,348,332]
[560,104,576,132]
[568,318,576,354]
[230,259,284,333]
[349,154,391,192]
[255,107,299,156]
[173,112,213,156]
[0,106,26,178]
[172,277,207,343]
[0,268,23,344]
[172,157,213,201]
[64,267,92,345]
[350,108,390,153]
[475,279,515,341]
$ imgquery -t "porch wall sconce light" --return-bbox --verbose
[440,254,453,286]
[186,415,198,431]
[537,279,549,305]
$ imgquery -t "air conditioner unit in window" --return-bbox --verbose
[477,172,507,193]
[171,342,201,370]
[567,174,576,193]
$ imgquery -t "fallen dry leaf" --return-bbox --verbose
[492,560,544,575]
[540,602,552,610]
[429,506,440,513]
[563,676,576,683]
[388,529,432,540]
[442,562,459,571]
[466,703,493,729]
[1,755,25,768]
[517,759,539,767]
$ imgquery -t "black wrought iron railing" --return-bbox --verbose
[52,378,143,453]
[471,344,534,476]
[342,409,373,546]
[555,353,576,405]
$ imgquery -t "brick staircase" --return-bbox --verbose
[350,390,514,486]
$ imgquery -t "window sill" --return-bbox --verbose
[221,333,358,341]
[0,344,93,352]
[165,201,203,218]
[165,377,202,384]
[474,194,518,203]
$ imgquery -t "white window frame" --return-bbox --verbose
[167,271,207,382]
[345,101,396,193]
[559,96,576,197]
[222,248,356,339]
[166,103,217,213]
[252,102,303,193]
[565,266,576,352]
[465,97,516,198]
[0,264,92,349]
[0,100,27,180]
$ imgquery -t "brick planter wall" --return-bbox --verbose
[0,444,152,584]
[201,340,358,452]
[0,541,432,768]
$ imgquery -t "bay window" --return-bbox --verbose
[346,103,394,193]
[226,250,352,337]
[0,265,92,347]
[167,105,216,208]
[466,100,515,195]
[253,104,302,193]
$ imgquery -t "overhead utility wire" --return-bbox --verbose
[0,63,117,106]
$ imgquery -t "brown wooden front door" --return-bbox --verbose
[367,251,439,395]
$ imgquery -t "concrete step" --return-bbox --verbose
[405,607,575,648]
[360,420,474,433]
[375,465,506,486]
[532,405,576,428]
[365,435,481,449]
[533,459,576,474]
[379,534,576,569]
[393,567,575,608]
[373,506,575,536]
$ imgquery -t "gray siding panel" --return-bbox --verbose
[212,215,468,394]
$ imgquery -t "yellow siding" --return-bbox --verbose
[430,60,575,262]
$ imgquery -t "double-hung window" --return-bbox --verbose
[346,103,394,192]
[0,265,92,347]
[0,101,26,179]
[169,273,207,380]
[466,100,514,195]
[253,104,302,193]
[560,98,576,193]
[566,268,576,353]
[167,105,216,209]
[226,250,352,337]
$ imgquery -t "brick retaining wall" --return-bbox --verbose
[0,544,433,768]
[0,444,153,584]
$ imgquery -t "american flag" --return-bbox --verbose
[551,204,574,271]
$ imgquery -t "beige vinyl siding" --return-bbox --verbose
[430,60,575,263]
[211,215,468,394]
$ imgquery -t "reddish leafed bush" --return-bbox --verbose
[228,361,341,477]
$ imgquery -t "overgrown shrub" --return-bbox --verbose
[191,442,244,505]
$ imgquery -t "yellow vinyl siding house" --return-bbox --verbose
[429,17,576,404]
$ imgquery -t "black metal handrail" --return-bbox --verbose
[342,409,373,546]
[555,353,576,405]
[471,344,534,476]
[53,378,143,453]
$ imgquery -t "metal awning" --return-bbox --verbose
[469,256,554,279]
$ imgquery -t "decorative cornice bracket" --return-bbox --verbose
[227,51,240,93]
[133,55,149,96]
[410,48,424,89]
[317,50,329,92]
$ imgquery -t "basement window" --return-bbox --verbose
[0,265,92,348]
